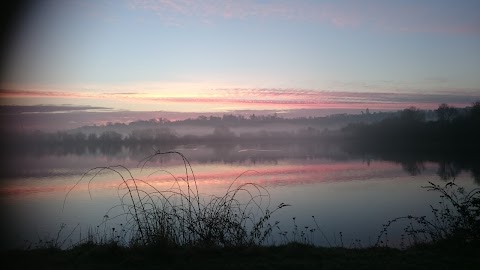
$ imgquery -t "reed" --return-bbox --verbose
[64,151,289,248]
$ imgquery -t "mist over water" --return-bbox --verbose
[1,140,478,250]
[1,104,479,249]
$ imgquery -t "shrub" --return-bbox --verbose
[377,181,480,247]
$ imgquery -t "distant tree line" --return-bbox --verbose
[2,102,479,183]
[2,102,479,154]
[339,102,480,152]
[331,102,480,183]
[1,124,330,152]
[71,110,398,136]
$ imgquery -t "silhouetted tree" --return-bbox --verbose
[128,127,177,143]
[400,106,425,122]
[87,133,97,142]
[435,103,457,123]
[470,101,480,122]
[98,131,122,143]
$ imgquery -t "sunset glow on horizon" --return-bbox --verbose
[1,0,479,124]
[3,1,480,257]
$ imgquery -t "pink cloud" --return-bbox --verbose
[2,87,477,112]
[0,89,89,98]
[128,0,480,34]
[129,0,363,28]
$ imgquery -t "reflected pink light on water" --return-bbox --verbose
[0,161,410,197]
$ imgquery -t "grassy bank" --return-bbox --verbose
[2,240,479,270]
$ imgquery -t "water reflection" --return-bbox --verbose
[0,142,479,250]
[400,160,426,176]
[341,143,480,183]
[1,142,479,183]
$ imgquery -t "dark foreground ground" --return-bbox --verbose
[1,240,479,270]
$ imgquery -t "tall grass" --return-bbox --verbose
[60,151,479,250]
[64,151,289,248]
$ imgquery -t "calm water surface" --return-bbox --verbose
[1,143,477,249]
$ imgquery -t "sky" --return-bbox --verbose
[1,0,479,129]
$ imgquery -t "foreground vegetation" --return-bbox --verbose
[2,150,479,269]
[2,240,479,270]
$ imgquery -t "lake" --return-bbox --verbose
[1,142,478,250]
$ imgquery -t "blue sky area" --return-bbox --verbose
[0,0,479,129]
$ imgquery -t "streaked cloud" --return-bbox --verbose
[0,105,112,114]
[1,84,478,131]
[0,89,89,98]
[129,0,480,34]
[2,87,478,114]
